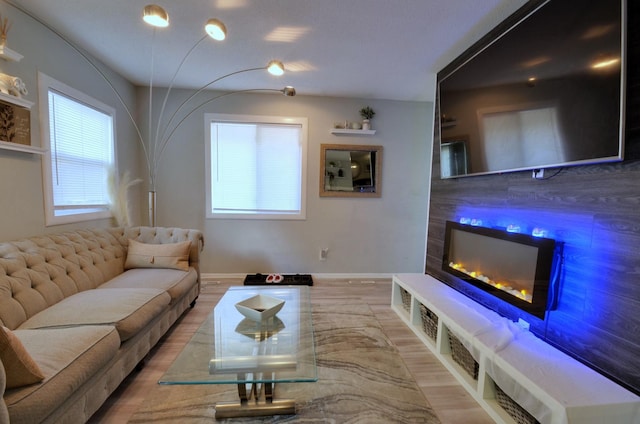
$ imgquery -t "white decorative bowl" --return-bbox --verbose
[234,294,285,322]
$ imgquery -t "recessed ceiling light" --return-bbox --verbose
[281,61,316,72]
[265,26,310,43]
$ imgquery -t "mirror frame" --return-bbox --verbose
[319,144,383,198]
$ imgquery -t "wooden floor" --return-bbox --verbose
[89,277,495,423]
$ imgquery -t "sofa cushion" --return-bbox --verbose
[125,239,191,271]
[0,326,45,389]
[4,326,120,424]
[18,288,170,342]
[97,267,198,304]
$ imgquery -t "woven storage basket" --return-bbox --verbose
[399,287,411,311]
[419,303,438,340]
[448,331,479,380]
[495,384,540,424]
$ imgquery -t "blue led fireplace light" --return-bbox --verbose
[532,227,548,237]
[463,217,546,238]
[452,205,618,334]
[506,224,521,233]
[456,207,561,240]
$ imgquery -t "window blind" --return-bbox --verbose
[48,90,114,212]
[211,122,302,215]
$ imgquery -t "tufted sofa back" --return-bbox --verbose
[0,227,203,330]
[105,226,204,280]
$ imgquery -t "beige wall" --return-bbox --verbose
[143,89,434,274]
[0,3,140,241]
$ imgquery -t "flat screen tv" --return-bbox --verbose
[437,0,626,178]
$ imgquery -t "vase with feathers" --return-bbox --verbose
[0,14,11,48]
[107,169,142,226]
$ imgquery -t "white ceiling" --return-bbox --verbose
[7,0,527,102]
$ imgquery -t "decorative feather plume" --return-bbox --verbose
[0,14,12,40]
[107,168,142,226]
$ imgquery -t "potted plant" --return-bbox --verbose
[359,106,375,130]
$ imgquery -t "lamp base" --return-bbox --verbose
[148,190,156,226]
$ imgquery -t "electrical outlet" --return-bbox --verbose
[319,248,329,261]
[532,169,544,179]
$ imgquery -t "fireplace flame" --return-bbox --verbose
[449,262,533,303]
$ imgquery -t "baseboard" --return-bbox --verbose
[201,273,246,280]
[201,272,393,280]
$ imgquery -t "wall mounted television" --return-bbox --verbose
[437,0,626,178]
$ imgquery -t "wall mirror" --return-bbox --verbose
[320,144,382,197]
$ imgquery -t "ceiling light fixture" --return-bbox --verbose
[143,4,169,28]
[204,18,227,41]
[267,60,285,76]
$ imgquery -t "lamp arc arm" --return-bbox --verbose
[153,34,209,163]
[153,88,284,176]
[156,66,265,148]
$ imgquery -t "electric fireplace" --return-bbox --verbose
[442,221,561,319]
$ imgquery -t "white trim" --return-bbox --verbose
[38,72,116,226]
[204,113,308,220]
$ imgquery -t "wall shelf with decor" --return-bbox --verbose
[330,129,376,135]
[0,93,39,154]
[391,273,640,424]
[0,46,24,62]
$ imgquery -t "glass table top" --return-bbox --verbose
[160,286,317,385]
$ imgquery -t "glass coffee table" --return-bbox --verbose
[160,286,317,418]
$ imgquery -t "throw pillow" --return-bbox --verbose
[0,326,45,389]
[125,239,191,271]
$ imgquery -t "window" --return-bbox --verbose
[205,113,307,220]
[39,73,115,226]
[479,103,564,172]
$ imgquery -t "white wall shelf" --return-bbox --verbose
[330,129,376,135]
[0,140,46,155]
[0,45,23,62]
[0,92,33,109]
[392,273,640,424]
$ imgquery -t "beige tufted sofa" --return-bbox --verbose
[0,226,204,424]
